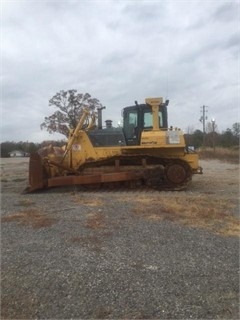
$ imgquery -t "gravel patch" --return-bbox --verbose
[1,158,239,319]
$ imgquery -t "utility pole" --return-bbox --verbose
[200,105,208,147]
[211,118,216,152]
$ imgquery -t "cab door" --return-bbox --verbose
[123,107,141,145]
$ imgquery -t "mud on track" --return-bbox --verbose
[1,157,239,319]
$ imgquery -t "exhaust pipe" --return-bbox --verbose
[97,106,106,130]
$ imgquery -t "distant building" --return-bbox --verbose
[8,150,25,157]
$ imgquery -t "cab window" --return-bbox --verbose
[144,111,163,129]
[129,111,138,126]
[144,112,152,128]
[159,111,163,127]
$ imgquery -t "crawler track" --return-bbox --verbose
[26,153,193,193]
[78,155,193,191]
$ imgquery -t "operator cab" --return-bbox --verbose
[123,99,169,145]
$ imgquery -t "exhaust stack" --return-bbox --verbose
[97,106,106,129]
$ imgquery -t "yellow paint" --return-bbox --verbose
[46,97,201,176]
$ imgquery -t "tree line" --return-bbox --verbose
[1,124,239,158]
[185,123,239,149]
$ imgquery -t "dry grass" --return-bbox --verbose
[93,306,112,319]
[199,147,239,163]
[72,195,104,207]
[1,209,56,228]
[84,212,106,229]
[132,195,239,237]
[14,199,35,207]
[69,235,103,253]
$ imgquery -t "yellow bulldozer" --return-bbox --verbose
[26,97,202,192]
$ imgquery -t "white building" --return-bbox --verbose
[8,150,25,157]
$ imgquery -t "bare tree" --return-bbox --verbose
[206,121,218,133]
[232,122,240,137]
[40,90,102,137]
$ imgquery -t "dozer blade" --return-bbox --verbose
[25,153,48,193]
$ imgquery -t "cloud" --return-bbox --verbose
[212,2,237,22]
[1,0,238,142]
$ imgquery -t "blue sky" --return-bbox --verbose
[1,0,239,142]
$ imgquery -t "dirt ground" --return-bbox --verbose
[1,157,239,319]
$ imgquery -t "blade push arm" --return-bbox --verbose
[63,108,90,159]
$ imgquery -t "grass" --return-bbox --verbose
[84,212,106,229]
[198,147,239,164]
[72,195,104,207]
[1,209,56,228]
[131,195,239,237]
[14,199,35,207]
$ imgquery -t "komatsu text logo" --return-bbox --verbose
[141,141,158,145]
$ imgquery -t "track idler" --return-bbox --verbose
[164,160,192,189]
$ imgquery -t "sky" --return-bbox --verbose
[1,0,239,142]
